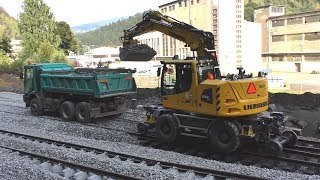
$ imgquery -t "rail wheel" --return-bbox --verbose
[208,121,240,153]
[75,102,91,123]
[156,114,179,143]
[30,98,43,116]
[282,130,298,146]
[60,101,75,121]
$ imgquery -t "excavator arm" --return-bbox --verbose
[120,10,220,76]
[121,11,214,58]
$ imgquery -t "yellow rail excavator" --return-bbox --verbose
[120,11,298,154]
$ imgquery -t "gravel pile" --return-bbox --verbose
[0,92,319,179]
[269,92,320,110]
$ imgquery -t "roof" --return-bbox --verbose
[268,10,320,20]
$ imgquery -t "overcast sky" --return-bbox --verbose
[0,0,171,26]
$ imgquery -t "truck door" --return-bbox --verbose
[24,67,34,94]
[161,63,197,112]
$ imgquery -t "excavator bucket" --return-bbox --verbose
[119,44,157,61]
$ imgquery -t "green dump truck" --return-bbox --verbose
[22,63,137,122]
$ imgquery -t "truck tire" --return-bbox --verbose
[30,98,43,116]
[60,101,75,121]
[156,114,179,143]
[75,102,91,123]
[208,121,240,153]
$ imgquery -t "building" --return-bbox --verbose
[68,47,119,68]
[255,5,320,73]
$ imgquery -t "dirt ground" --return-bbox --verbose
[1,73,319,139]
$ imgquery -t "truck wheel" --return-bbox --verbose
[208,121,240,153]
[60,101,75,121]
[75,102,91,123]
[156,114,179,143]
[30,98,43,116]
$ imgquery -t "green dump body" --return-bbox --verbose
[37,63,136,98]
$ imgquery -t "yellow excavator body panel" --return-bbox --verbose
[161,61,268,117]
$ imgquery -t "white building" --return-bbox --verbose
[73,47,119,68]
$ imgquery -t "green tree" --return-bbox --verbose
[19,0,60,62]
[0,6,19,54]
[55,21,79,55]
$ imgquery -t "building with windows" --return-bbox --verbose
[255,5,320,73]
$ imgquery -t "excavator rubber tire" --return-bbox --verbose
[208,121,240,154]
[156,114,179,143]
[119,44,157,61]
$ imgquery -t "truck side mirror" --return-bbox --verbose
[19,72,23,80]
[157,67,161,77]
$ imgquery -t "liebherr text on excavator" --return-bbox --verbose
[120,11,298,154]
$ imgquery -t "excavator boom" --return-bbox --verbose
[120,11,217,62]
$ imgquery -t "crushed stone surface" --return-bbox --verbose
[0,92,319,179]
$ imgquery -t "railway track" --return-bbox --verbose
[0,145,139,179]
[0,129,264,180]
[1,103,320,176]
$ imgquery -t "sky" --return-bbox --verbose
[0,0,171,26]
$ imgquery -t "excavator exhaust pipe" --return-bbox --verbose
[119,44,157,61]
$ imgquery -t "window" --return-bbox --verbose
[287,17,303,25]
[272,56,285,61]
[191,0,193,5]
[172,5,175,10]
[272,35,285,42]
[179,2,182,7]
[271,7,283,13]
[272,20,285,27]
[286,55,301,62]
[287,34,302,41]
[198,64,214,83]
[185,0,187,7]
[305,15,320,23]
[162,64,192,95]
[197,0,200,3]
[304,54,320,61]
[305,32,320,41]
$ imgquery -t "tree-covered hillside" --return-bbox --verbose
[76,12,143,47]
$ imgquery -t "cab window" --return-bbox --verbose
[162,63,192,95]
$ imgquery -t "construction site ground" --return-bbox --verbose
[0,73,319,139]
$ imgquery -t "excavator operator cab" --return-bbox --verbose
[161,62,193,97]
